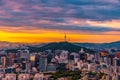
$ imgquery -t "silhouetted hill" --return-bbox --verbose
[29,42,95,54]
[103,41,120,48]
[74,41,120,49]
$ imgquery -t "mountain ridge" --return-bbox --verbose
[74,41,120,49]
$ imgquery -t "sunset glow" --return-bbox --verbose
[0,0,120,43]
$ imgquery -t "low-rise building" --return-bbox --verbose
[18,73,30,80]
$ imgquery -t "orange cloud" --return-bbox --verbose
[87,20,120,28]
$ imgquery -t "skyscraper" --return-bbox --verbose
[17,49,30,61]
[30,54,36,67]
[39,56,47,72]
[95,52,100,62]
[0,57,6,67]
[21,49,30,60]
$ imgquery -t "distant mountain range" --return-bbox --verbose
[0,41,21,50]
[0,41,45,50]
[74,41,120,49]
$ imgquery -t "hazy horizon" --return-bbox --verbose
[1,39,120,44]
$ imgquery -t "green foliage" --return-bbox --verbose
[87,71,106,79]
[88,71,97,76]
[50,70,82,79]
[99,72,107,78]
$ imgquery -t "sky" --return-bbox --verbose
[0,0,120,43]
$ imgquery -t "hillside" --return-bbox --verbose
[29,42,95,54]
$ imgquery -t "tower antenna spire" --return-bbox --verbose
[64,34,67,42]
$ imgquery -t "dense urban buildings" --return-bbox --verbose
[0,42,120,80]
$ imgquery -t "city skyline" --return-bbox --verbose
[0,0,120,43]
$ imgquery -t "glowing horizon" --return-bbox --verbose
[1,29,120,43]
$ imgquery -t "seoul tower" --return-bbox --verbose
[64,34,67,42]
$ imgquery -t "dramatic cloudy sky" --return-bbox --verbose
[0,0,120,43]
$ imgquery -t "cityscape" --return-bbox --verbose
[0,37,120,80]
[0,0,120,80]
